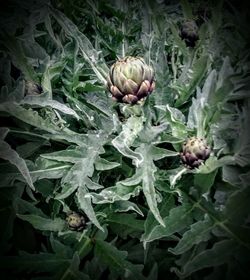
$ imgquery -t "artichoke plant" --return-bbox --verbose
[180,137,211,168]
[180,20,199,47]
[107,56,155,104]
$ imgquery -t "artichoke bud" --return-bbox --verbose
[180,20,199,47]
[25,80,43,96]
[66,212,85,231]
[107,56,155,104]
[180,137,211,168]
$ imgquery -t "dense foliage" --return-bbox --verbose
[0,0,250,279]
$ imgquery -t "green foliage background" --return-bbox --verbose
[0,0,250,279]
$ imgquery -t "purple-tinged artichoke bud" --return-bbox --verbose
[107,56,155,104]
[180,20,199,47]
[180,137,211,168]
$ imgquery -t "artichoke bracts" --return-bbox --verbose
[180,137,211,168]
[66,212,85,231]
[107,56,155,104]
[180,20,199,47]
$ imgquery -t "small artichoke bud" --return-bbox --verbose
[107,56,155,104]
[180,137,211,168]
[180,20,199,47]
[25,80,43,96]
[66,212,85,231]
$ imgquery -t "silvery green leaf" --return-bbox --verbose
[169,215,214,255]
[95,157,120,171]
[21,95,80,120]
[150,146,179,161]
[112,201,144,216]
[137,144,165,227]
[0,102,62,134]
[77,185,103,231]
[197,155,235,174]
[155,105,187,139]
[17,214,65,232]
[141,203,193,244]
[112,116,144,166]
[0,140,34,190]
[87,185,141,204]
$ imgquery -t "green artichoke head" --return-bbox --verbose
[180,137,211,168]
[107,56,155,104]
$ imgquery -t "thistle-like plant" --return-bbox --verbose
[0,1,249,280]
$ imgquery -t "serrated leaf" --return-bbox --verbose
[87,183,141,204]
[31,163,71,182]
[49,235,73,258]
[94,239,145,280]
[0,162,71,187]
[57,147,98,199]
[0,102,62,134]
[137,144,165,227]
[50,7,107,85]
[17,141,46,159]
[150,146,179,161]
[194,170,218,194]
[155,105,187,139]
[143,194,175,245]
[187,70,217,136]
[85,177,104,190]
[175,55,209,107]
[77,186,103,231]
[55,252,91,280]
[41,148,85,164]
[95,157,120,171]
[0,140,34,190]
[15,198,47,217]
[112,200,144,216]
[21,95,80,120]
[112,116,144,167]
[141,204,193,243]
[17,214,65,232]
[169,215,214,255]
[107,213,144,239]
[197,155,235,174]
[175,240,238,277]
